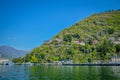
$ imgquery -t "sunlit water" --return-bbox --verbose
[0,65,120,80]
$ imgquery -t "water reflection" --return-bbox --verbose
[29,65,120,80]
[0,65,30,80]
[0,65,120,80]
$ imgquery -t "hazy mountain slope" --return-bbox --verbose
[0,46,28,59]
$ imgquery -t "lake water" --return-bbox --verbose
[0,65,120,80]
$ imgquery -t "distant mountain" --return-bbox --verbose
[0,46,28,59]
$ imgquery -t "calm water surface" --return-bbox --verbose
[0,65,120,80]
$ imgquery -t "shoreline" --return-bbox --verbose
[62,63,120,66]
[1,62,120,66]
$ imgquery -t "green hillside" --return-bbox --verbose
[13,10,120,63]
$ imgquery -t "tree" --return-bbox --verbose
[97,39,115,59]
[115,44,120,55]
[105,26,115,34]
[12,58,18,63]
[30,55,38,63]
[88,38,93,45]
[12,57,23,63]
[63,34,72,42]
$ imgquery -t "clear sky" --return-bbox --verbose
[0,0,120,50]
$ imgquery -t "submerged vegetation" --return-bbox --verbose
[13,10,120,64]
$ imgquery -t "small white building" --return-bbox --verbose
[0,58,9,64]
[113,37,120,44]
[114,41,120,44]
[111,56,120,64]
[56,38,63,42]
[79,41,85,46]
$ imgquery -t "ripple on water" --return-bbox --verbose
[0,65,120,80]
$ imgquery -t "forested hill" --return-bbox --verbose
[13,10,120,63]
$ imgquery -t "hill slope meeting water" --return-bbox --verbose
[13,10,120,64]
[0,46,28,59]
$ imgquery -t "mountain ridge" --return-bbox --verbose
[0,45,28,59]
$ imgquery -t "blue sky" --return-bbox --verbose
[0,0,120,50]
